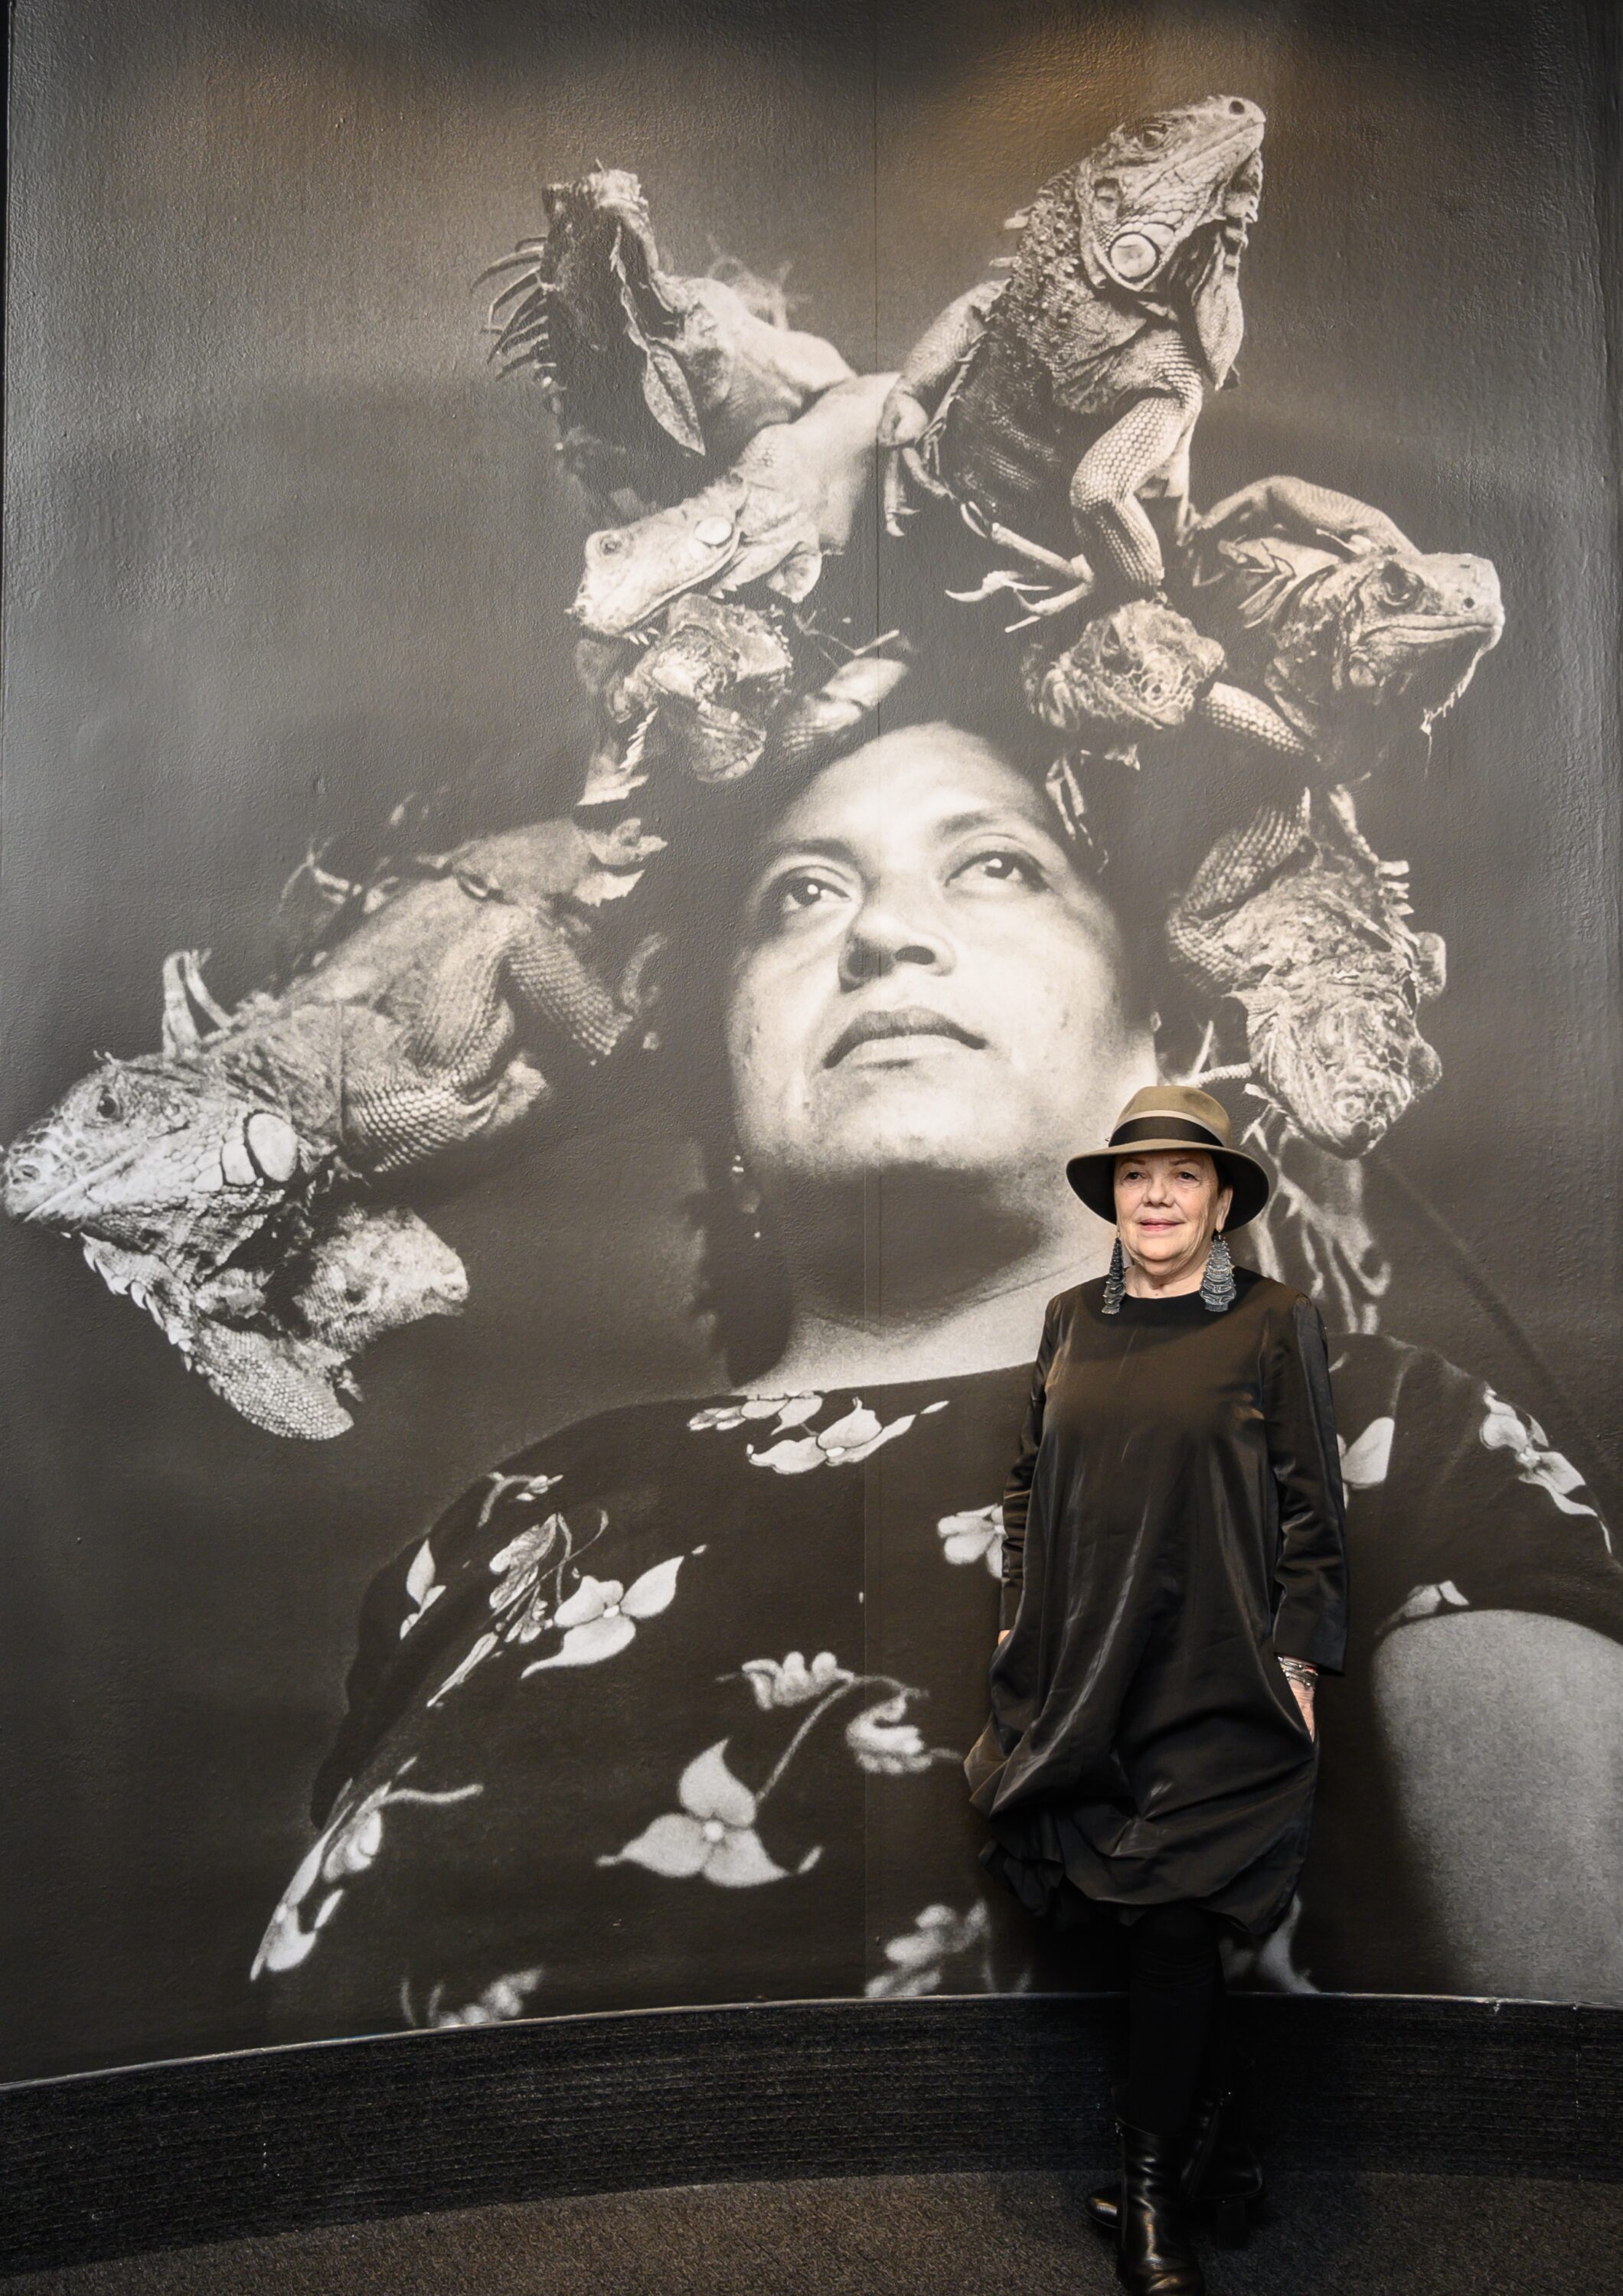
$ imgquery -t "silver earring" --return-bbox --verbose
[1102,1234,1126,1314]
[1200,1230,1236,1313]
[728,1147,764,1247]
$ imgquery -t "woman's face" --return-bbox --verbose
[724,724,1154,1214]
[1114,1150,1233,1275]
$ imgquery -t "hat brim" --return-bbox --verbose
[1064,1140,1271,1231]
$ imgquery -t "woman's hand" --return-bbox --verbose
[996,1629,1011,1646]
[1288,1676,1316,1739]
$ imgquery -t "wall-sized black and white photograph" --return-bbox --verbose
[2,0,1620,2089]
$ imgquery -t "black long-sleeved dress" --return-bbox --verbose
[966,1267,1349,1939]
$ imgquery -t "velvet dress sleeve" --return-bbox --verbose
[1264,1295,1350,1673]
[998,1293,1061,1636]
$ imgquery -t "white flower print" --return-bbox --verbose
[741,1649,854,1709]
[399,1538,446,1637]
[867,1901,991,1999]
[748,1397,949,1475]
[475,1469,562,1532]
[521,1554,687,1673]
[936,1503,1003,1574]
[1337,1417,1395,1491]
[426,1511,576,1705]
[488,1516,570,1642]
[1478,1389,1600,1524]
[252,1760,482,1980]
[845,1691,952,1776]
[407,1966,545,2030]
[688,1394,822,1434]
[428,1630,501,1707]
[597,1740,821,1889]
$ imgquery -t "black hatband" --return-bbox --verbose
[1107,1114,1223,1150]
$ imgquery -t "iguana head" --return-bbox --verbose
[1026,599,1226,738]
[1249,938,1447,1159]
[2,1053,303,1261]
[1275,547,1504,758]
[570,479,751,638]
[1074,96,1265,380]
[486,168,851,484]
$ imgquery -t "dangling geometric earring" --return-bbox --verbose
[727,1146,765,1247]
[1101,1234,1127,1314]
[1200,1229,1236,1313]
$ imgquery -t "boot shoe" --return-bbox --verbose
[1113,2115,1204,2295]
[1089,2086,1262,2244]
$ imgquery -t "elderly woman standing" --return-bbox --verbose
[968,1084,1347,2296]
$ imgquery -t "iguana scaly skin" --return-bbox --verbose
[569,371,893,639]
[1,818,663,1436]
[1175,475,1504,778]
[1167,788,1446,1156]
[483,168,851,504]
[880,97,1265,607]
[1024,598,1226,758]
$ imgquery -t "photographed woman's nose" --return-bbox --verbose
[837,896,951,987]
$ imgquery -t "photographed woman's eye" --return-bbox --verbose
[952,846,1047,892]
[762,868,846,923]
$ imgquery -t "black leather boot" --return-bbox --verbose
[1113,2115,1204,2295]
[1089,2087,1263,2244]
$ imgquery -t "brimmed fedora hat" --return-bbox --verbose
[1066,1085,1271,1231]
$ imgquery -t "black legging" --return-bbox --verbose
[1124,1901,1231,2136]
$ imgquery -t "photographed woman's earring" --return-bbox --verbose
[727,1147,765,1247]
[1201,1228,1236,1313]
[1102,1234,1127,1315]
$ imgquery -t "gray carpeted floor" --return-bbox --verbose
[10,2169,1618,2294]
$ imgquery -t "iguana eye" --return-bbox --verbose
[1138,121,1168,150]
[1109,233,1161,282]
[1380,561,1420,606]
[595,532,623,556]
[95,1085,122,1121]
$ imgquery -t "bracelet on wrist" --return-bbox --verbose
[1278,1656,1318,1687]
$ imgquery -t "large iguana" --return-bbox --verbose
[2,818,663,1437]
[879,96,1265,612]
[1025,474,1503,819]
[1171,475,1504,778]
[483,167,852,504]
[569,371,893,640]
[1166,787,1446,1156]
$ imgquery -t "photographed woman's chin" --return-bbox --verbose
[798,1058,1049,1185]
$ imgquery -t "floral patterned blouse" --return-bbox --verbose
[254,1329,1621,2040]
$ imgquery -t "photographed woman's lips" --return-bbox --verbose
[823,1006,988,1067]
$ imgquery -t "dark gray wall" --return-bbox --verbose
[2,0,1617,2079]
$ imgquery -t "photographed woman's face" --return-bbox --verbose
[724,724,1154,1209]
